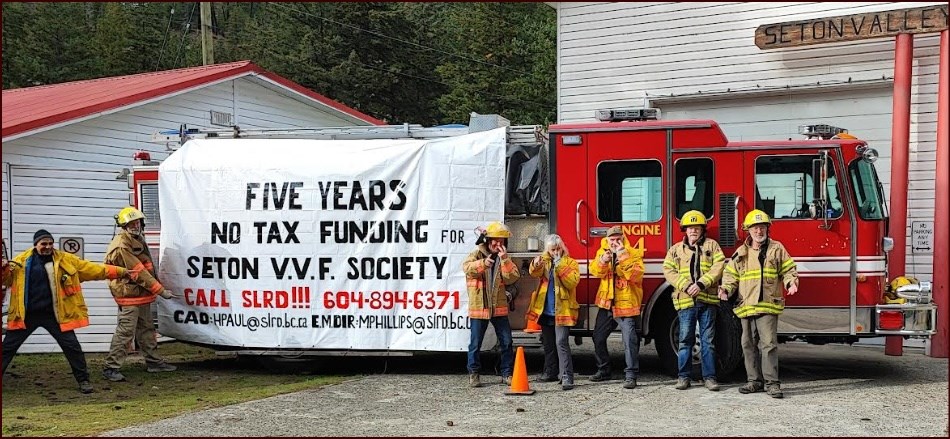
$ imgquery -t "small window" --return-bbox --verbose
[139,183,161,230]
[598,160,662,222]
[849,159,885,220]
[675,158,714,219]
[755,155,842,220]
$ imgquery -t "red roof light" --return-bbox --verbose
[133,150,152,161]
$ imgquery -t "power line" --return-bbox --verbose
[267,2,536,78]
[154,6,176,71]
[172,3,199,67]
[346,59,552,109]
[210,23,552,110]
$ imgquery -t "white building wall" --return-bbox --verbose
[554,1,942,281]
[1,77,371,353]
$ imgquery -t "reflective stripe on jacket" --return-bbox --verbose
[104,230,164,306]
[2,248,125,331]
[663,237,726,310]
[526,255,580,326]
[590,235,644,317]
[720,237,798,318]
[462,245,520,319]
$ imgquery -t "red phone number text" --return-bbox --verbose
[323,290,461,310]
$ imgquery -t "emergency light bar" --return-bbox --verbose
[799,124,848,140]
[595,108,660,122]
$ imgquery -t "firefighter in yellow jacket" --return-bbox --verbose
[2,229,127,393]
[526,234,580,390]
[589,225,645,389]
[663,211,726,391]
[101,207,178,382]
[461,222,520,388]
[718,209,799,399]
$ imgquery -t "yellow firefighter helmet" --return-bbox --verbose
[884,276,918,303]
[742,209,771,230]
[485,222,511,239]
[680,210,707,231]
[888,276,918,292]
[115,206,146,227]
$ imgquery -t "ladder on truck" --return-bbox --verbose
[149,113,544,149]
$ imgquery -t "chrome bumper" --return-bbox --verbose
[875,304,937,336]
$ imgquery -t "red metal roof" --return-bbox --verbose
[2,60,385,139]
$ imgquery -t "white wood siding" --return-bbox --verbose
[555,1,942,281]
[1,77,372,353]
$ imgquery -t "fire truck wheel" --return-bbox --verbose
[651,296,744,379]
[650,296,680,377]
[714,302,744,380]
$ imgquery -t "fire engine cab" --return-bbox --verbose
[128,110,936,377]
[544,109,935,375]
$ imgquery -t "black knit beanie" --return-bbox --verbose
[33,229,53,245]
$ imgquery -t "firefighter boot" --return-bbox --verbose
[146,361,178,373]
[78,380,94,394]
[766,382,784,399]
[675,377,691,390]
[102,368,126,382]
[738,381,764,394]
[561,375,574,390]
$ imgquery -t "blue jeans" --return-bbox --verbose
[677,303,717,379]
[467,316,514,377]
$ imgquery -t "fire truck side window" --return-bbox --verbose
[674,158,714,219]
[848,159,886,220]
[755,155,842,220]
[138,182,161,230]
[597,160,662,223]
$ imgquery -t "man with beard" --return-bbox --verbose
[719,209,799,399]
[663,210,726,391]
[2,229,128,393]
[102,207,178,382]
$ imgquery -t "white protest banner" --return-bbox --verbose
[156,128,507,351]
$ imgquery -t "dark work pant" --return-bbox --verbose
[592,307,641,379]
[2,311,90,382]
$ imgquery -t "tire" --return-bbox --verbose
[651,296,680,377]
[714,302,744,380]
[651,295,744,379]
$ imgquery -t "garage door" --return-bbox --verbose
[656,87,893,179]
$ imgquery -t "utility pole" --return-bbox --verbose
[200,2,214,65]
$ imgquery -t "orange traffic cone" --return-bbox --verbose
[504,346,536,395]
[523,313,542,333]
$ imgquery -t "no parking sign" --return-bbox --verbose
[59,237,84,259]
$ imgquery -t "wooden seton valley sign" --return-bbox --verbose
[755,4,948,49]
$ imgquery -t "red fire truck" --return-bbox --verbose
[130,110,936,376]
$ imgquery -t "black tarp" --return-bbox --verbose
[505,142,548,215]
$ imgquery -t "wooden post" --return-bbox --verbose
[200,2,214,65]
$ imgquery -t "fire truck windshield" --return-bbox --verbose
[848,159,886,220]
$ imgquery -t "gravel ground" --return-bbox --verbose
[103,337,948,437]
